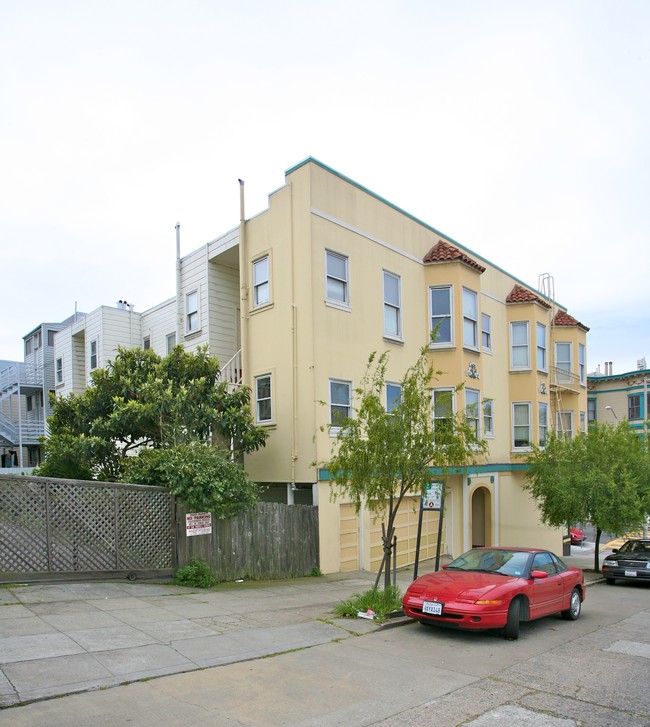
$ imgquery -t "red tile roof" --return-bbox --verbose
[553,310,590,331]
[505,284,551,309]
[423,241,485,273]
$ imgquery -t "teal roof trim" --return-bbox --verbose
[286,157,567,311]
[318,462,530,481]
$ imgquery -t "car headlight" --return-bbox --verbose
[603,559,616,567]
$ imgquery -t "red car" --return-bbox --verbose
[402,547,585,640]
[570,527,586,545]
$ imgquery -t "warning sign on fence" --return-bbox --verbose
[186,512,212,536]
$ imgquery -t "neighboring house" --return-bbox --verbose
[587,359,650,437]
[9,158,591,573]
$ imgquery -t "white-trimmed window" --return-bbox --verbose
[143,336,151,350]
[539,402,548,446]
[510,322,530,369]
[255,374,272,424]
[25,338,32,356]
[47,330,55,347]
[330,379,352,429]
[465,388,480,440]
[555,342,572,383]
[383,271,401,339]
[579,343,585,385]
[90,340,98,370]
[186,290,200,333]
[512,402,531,449]
[580,411,586,434]
[557,410,574,439]
[537,323,547,371]
[429,286,453,346]
[483,399,494,437]
[326,251,349,306]
[56,357,63,384]
[253,255,270,308]
[481,314,492,352]
[433,388,455,442]
[386,383,402,413]
[463,288,478,349]
[166,333,176,354]
[588,398,596,424]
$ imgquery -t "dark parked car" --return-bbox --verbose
[402,547,585,640]
[602,539,650,584]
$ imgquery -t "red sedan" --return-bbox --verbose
[402,547,585,640]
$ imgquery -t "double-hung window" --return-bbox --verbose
[386,383,402,413]
[253,256,270,307]
[47,330,55,347]
[557,410,574,439]
[383,271,401,339]
[465,388,480,440]
[463,288,478,349]
[330,379,352,429]
[587,398,596,424]
[255,375,273,424]
[483,399,494,437]
[143,336,151,350]
[166,333,176,354]
[512,402,531,448]
[580,411,586,434]
[579,343,585,385]
[536,323,547,371]
[90,340,98,370]
[433,388,455,443]
[555,343,571,383]
[510,322,530,369]
[538,402,548,446]
[326,251,349,306]
[56,357,63,384]
[186,290,200,333]
[481,314,492,352]
[628,394,641,420]
[429,286,452,346]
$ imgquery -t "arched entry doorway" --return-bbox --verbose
[471,486,493,547]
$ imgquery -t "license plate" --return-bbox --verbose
[625,570,637,577]
[422,600,443,615]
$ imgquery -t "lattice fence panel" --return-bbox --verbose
[117,488,174,570]
[0,478,49,572]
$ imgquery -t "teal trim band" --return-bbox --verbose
[286,158,567,310]
[318,462,530,481]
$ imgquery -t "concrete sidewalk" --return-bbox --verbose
[0,549,605,708]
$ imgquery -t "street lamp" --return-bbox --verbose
[605,405,619,422]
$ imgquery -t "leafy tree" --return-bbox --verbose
[318,344,486,590]
[38,346,267,482]
[525,423,650,571]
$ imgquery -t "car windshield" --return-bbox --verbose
[618,540,650,554]
[446,549,530,577]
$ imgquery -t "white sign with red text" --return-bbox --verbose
[186,512,212,536]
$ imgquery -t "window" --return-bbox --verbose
[253,256,270,307]
[26,395,33,412]
[532,551,557,576]
[386,383,402,413]
[25,338,32,356]
[539,402,548,446]
[580,411,586,434]
[433,388,455,442]
[481,314,492,352]
[166,333,176,354]
[463,288,478,349]
[143,336,151,350]
[429,286,452,346]
[383,271,401,339]
[628,394,641,420]
[588,398,597,424]
[483,399,494,437]
[510,322,530,369]
[255,375,272,423]
[330,379,352,429]
[90,340,97,370]
[186,290,200,333]
[555,343,572,383]
[556,410,574,439]
[465,388,480,439]
[47,330,55,347]
[326,251,349,306]
[512,402,531,448]
[34,331,41,350]
[579,343,585,385]
[536,323,547,371]
[56,357,63,384]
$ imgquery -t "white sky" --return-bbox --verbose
[2,0,648,374]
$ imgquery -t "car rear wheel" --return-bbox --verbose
[503,598,521,640]
[561,588,581,621]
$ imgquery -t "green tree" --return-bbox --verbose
[318,345,486,590]
[38,346,267,483]
[525,423,650,571]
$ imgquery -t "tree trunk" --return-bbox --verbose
[594,527,602,572]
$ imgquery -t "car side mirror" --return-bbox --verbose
[441,563,449,569]
[611,549,618,554]
[530,570,549,579]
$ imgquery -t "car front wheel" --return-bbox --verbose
[561,588,581,621]
[503,599,521,640]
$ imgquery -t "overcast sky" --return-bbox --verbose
[2,0,648,374]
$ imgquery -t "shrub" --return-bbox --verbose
[175,558,216,588]
[333,585,402,620]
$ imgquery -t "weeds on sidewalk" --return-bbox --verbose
[333,586,402,621]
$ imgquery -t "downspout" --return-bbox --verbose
[238,181,249,384]
[290,183,298,492]
[175,223,182,344]
[17,383,23,468]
